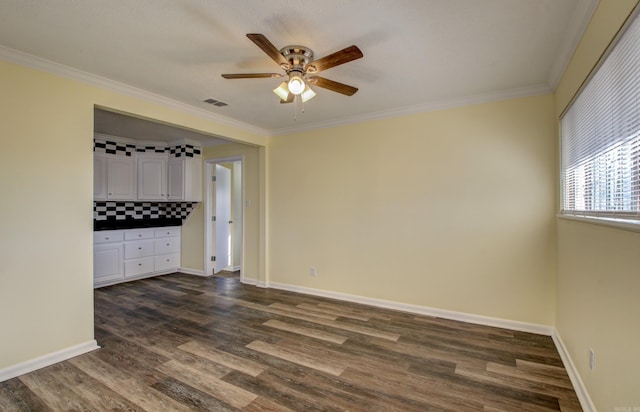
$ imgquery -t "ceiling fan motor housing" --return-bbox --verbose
[279,45,315,73]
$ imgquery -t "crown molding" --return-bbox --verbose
[0,44,557,139]
[547,0,599,89]
[0,45,270,137]
[270,83,553,136]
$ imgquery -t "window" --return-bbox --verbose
[560,9,640,223]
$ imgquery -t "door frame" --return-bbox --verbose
[204,156,244,279]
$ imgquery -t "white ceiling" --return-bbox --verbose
[0,0,597,136]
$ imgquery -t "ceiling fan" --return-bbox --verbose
[222,34,363,104]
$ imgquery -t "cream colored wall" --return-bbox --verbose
[186,143,263,282]
[554,0,640,410]
[0,61,95,369]
[0,60,265,371]
[267,94,557,325]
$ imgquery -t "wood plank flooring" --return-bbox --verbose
[0,273,582,411]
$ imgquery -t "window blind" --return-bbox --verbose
[561,10,640,219]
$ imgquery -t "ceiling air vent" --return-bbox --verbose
[203,98,228,107]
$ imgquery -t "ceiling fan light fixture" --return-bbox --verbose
[287,73,305,95]
[273,81,290,100]
[301,84,316,103]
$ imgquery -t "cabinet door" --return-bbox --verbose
[167,158,184,200]
[107,156,136,200]
[137,156,167,200]
[94,243,124,285]
[183,157,202,202]
[93,155,107,200]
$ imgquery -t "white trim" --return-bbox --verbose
[552,330,596,412]
[0,45,269,137]
[266,281,553,336]
[204,157,245,281]
[179,267,208,277]
[1,45,554,138]
[269,84,552,136]
[547,0,599,89]
[0,340,100,382]
[241,277,258,286]
[557,213,640,233]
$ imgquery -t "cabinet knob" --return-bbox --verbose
[138,247,142,250]
[138,263,142,266]
[105,237,109,240]
[138,234,142,237]
[166,243,170,246]
[166,259,170,262]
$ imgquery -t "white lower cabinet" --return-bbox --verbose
[93,226,181,287]
[94,243,124,284]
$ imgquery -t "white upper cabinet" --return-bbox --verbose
[107,156,136,200]
[94,135,202,202]
[94,154,108,200]
[94,153,136,201]
[137,155,167,200]
[168,157,202,202]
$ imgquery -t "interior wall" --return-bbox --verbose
[0,60,95,370]
[267,93,557,325]
[554,0,640,410]
[0,59,265,372]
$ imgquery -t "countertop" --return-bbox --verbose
[93,218,182,231]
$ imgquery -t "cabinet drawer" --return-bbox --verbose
[124,228,155,241]
[155,227,180,238]
[154,253,180,271]
[154,238,180,255]
[124,256,154,277]
[124,239,154,259]
[94,230,124,244]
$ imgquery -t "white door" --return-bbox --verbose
[214,164,232,273]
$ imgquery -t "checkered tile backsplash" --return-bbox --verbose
[94,202,198,221]
[94,139,201,158]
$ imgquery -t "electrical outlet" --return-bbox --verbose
[310,267,317,277]
[589,348,595,370]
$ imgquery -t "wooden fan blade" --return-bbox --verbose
[307,45,363,73]
[280,93,295,104]
[222,73,283,79]
[308,76,358,96]
[246,33,288,68]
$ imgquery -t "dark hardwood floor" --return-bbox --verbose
[0,273,582,411]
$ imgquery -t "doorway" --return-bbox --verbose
[205,158,243,278]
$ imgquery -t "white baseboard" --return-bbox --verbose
[241,277,268,288]
[266,281,553,336]
[0,340,100,382]
[552,330,595,412]
[179,267,208,277]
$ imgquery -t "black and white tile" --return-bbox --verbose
[94,201,198,221]
[94,140,136,157]
[94,139,201,158]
